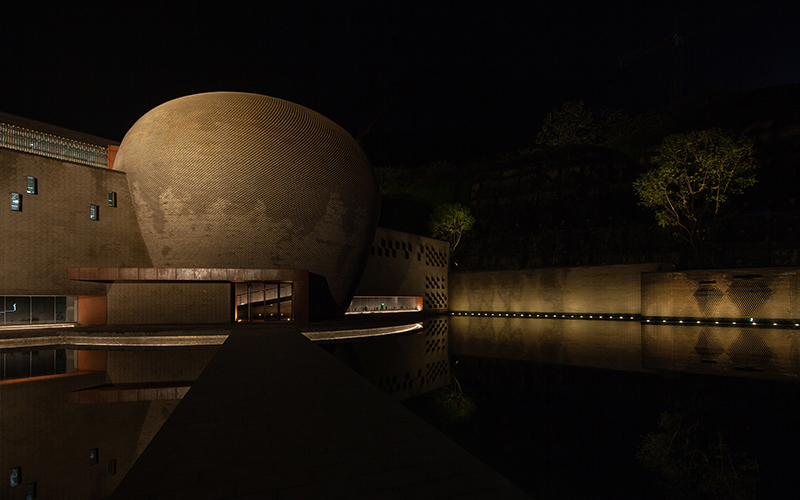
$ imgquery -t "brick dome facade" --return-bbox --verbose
[114,92,379,318]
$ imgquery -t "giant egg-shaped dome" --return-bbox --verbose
[115,92,380,317]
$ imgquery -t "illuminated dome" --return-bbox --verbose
[114,92,379,318]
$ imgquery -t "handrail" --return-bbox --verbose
[0,122,108,168]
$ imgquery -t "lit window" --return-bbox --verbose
[89,448,98,465]
[26,177,37,194]
[90,204,98,220]
[108,191,116,207]
[11,193,21,211]
[10,467,20,487]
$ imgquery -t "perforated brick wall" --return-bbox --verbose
[357,228,450,311]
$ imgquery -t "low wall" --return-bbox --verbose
[450,265,800,381]
[642,268,798,320]
[450,263,671,314]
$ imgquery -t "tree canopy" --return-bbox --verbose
[633,128,757,266]
[536,100,599,148]
[428,203,475,253]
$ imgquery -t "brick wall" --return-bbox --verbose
[450,263,670,314]
[0,149,152,295]
[106,282,231,324]
[641,268,798,319]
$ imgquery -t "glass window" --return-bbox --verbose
[108,191,116,207]
[107,460,116,477]
[5,297,31,325]
[10,467,20,487]
[26,481,36,499]
[26,177,37,194]
[89,449,98,466]
[90,204,98,220]
[235,283,293,321]
[65,296,77,322]
[11,193,21,211]
[31,297,54,323]
[55,296,67,322]
[280,283,292,319]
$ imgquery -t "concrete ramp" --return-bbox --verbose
[111,327,529,499]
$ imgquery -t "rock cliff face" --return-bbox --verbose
[457,85,800,271]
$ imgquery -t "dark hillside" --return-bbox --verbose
[455,84,800,270]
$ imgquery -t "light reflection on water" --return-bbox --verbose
[450,316,800,381]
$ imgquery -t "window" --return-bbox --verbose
[10,467,20,487]
[108,191,116,207]
[89,448,98,465]
[107,459,116,477]
[11,193,21,211]
[26,176,37,194]
[26,481,36,500]
[90,204,98,220]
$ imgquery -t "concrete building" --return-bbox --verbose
[1,98,468,499]
[1,93,452,329]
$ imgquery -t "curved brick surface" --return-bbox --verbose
[115,93,380,316]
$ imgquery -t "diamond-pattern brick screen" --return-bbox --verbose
[642,269,795,319]
[693,328,725,362]
[693,282,724,316]
[726,276,773,317]
[114,92,379,318]
[728,329,774,370]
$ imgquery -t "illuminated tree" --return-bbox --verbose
[429,203,475,254]
[536,100,599,147]
[633,128,757,266]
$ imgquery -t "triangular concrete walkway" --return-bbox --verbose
[111,326,530,499]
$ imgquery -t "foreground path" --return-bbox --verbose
[111,326,529,499]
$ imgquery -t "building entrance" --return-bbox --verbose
[235,283,293,321]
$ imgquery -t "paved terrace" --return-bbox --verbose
[2,315,530,498]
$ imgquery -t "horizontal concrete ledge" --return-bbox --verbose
[0,323,77,331]
[643,317,800,329]
[450,310,640,321]
[451,311,800,330]
[302,322,423,341]
[67,382,192,404]
[66,267,308,282]
[0,315,438,349]
[0,334,230,350]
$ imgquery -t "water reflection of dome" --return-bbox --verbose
[114,92,380,316]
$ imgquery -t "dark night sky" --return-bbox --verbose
[2,0,798,166]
